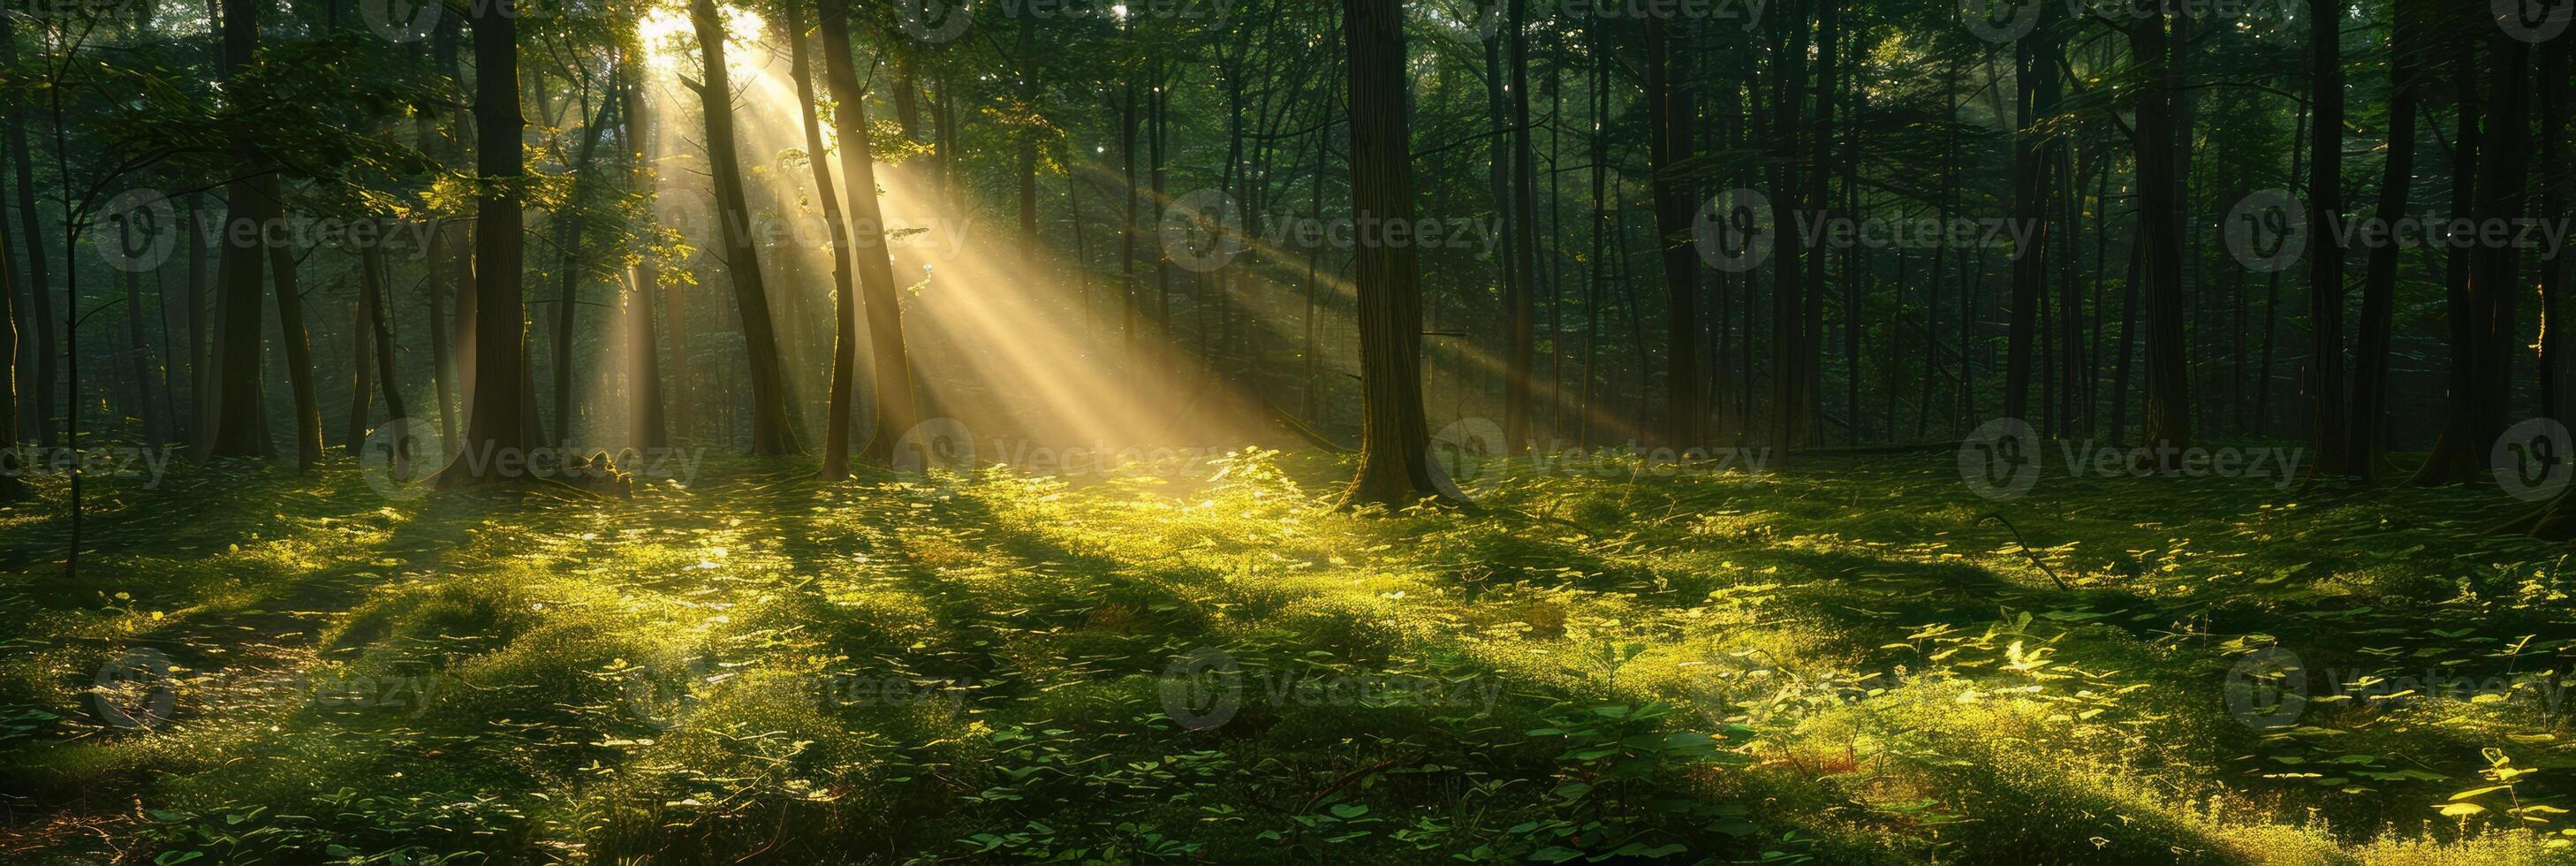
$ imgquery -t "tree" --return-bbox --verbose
[436,0,533,485]
[2303,0,2349,480]
[1645,14,1699,452]
[783,0,859,479]
[192,0,273,462]
[622,45,669,452]
[688,0,800,456]
[818,0,918,467]
[1334,0,1461,510]
[2349,0,2422,473]
[2125,10,2193,469]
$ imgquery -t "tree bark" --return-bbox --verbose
[2126,11,2193,468]
[691,0,801,455]
[787,0,858,479]
[193,0,274,461]
[1646,13,1700,452]
[2350,1,2420,473]
[265,205,322,473]
[819,0,919,467]
[437,0,532,484]
[1335,0,1461,510]
[2305,0,2349,479]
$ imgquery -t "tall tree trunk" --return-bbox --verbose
[363,243,407,435]
[1768,0,1809,455]
[265,209,323,472]
[1501,0,1538,452]
[549,93,616,448]
[344,262,376,453]
[691,0,800,455]
[438,0,531,484]
[2127,11,2194,467]
[2542,34,2572,425]
[2410,24,2496,485]
[787,0,858,479]
[819,0,918,467]
[0,148,19,500]
[2,14,52,451]
[1336,0,1458,509]
[1646,13,1700,452]
[2004,11,2059,426]
[2304,0,2350,479]
[193,0,272,461]
[2350,1,2420,473]
[623,46,667,452]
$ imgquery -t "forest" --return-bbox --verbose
[2,0,2575,861]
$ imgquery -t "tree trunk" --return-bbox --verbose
[819,0,918,467]
[437,0,532,485]
[2409,25,2497,485]
[1335,0,1460,509]
[192,0,274,462]
[2126,11,2193,468]
[2351,1,2420,473]
[623,47,668,452]
[2,14,52,451]
[2004,11,2058,425]
[344,260,376,453]
[0,148,19,500]
[265,209,323,473]
[1502,0,1538,452]
[787,0,858,479]
[1645,14,1700,452]
[2304,0,2349,479]
[549,92,616,448]
[691,0,800,455]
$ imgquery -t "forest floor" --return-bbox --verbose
[1,447,2572,863]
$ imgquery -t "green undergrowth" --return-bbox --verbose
[2,446,2572,863]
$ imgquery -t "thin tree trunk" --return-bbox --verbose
[819,0,918,467]
[690,0,800,455]
[2351,1,2420,472]
[786,0,858,478]
[2305,0,2350,479]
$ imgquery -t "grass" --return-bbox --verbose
[1,445,2573,863]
